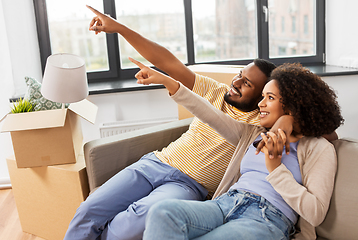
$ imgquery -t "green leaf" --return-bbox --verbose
[10,98,38,113]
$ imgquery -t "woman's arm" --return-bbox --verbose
[130,58,254,145]
[171,83,251,145]
[129,58,180,95]
[255,116,294,156]
[256,117,338,158]
[260,130,288,171]
[266,138,337,226]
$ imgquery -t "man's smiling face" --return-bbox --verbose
[224,62,268,112]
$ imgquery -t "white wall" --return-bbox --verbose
[82,89,178,143]
[1,0,358,186]
[325,1,358,68]
[0,0,42,186]
[324,0,358,139]
[0,1,13,185]
[322,75,358,139]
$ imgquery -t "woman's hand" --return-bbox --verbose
[129,57,180,95]
[260,130,287,173]
[87,5,120,34]
[255,115,294,156]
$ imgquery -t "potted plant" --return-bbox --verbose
[10,98,37,113]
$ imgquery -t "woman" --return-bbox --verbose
[130,58,344,240]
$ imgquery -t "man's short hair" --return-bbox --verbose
[253,59,276,79]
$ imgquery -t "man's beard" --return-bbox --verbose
[224,92,258,112]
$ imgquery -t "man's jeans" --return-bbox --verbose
[144,189,294,240]
[64,152,208,240]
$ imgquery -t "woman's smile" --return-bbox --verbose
[258,80,285,129]
[260,111,269,118]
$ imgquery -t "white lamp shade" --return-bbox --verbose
[41,53,88,103]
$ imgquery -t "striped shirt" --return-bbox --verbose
[154,74,260,196]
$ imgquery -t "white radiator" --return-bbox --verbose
[99,117,177,138]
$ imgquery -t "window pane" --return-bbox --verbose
[192,0,257,62]
[46,0,109,72]
[115,0,187,68]
[269,0,315,58]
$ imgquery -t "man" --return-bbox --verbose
[64,6,277,240]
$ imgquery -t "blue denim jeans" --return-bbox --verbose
[143,189,294,240]
[64,152,208,240]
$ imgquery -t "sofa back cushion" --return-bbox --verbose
[316,138,358,239]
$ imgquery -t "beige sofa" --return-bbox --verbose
[83,118,358,240]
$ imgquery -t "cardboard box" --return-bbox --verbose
[1,99,97,168]
[7,155,89,240]
[179,65,244,119]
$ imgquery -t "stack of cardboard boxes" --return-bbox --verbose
[1,99,97,240]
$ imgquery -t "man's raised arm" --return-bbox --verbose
[86,5,196,90]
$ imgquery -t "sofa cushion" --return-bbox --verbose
[316,138,358,239]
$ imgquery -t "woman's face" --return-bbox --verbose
[258,80,285,128]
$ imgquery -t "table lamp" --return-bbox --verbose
[41,53,88,108]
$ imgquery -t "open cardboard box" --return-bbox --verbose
[1,99,97,168]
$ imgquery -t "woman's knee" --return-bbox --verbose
[147,199,183,222]
[144,200,188,240]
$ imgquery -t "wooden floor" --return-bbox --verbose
[0,188,45,240]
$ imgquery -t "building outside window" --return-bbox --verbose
[114,0,187,69]
[304,14,309,34]
[269,0,315,58]
[292,16,296,33]
[281,16,285,33]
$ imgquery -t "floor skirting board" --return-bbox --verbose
[0,177,11,189]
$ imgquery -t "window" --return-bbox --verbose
[114,0,187,69]
[304,15,309,34]
[45,0,109,73]
[268,0,318,59]
[292,16,296,33]
[271,16,276,33]
[34,0,325,85]
[192,0,257,62]
[281,16,285,33]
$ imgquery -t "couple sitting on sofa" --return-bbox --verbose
[64,6,343,240]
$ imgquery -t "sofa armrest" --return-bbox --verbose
[84,118,193,192]
[316,138,358,239]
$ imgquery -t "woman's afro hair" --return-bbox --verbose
[270,63,344,137]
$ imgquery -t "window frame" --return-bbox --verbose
[33,0,325,84]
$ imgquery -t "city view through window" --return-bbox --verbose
[46,0,315,74]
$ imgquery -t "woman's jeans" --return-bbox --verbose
[144,189,294,240]
[64,152,208,240]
